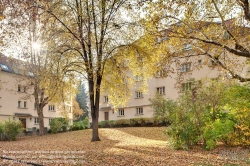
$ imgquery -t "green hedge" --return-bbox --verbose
[97,117,166,128]
[72,118,89,131]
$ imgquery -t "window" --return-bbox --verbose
[49,118,53,124]
[157,87,165,95]
[48,105,55,111]
[18,85,21,92]
[181,63,192,72]
[29,72,34,77]
[183,44,192,51]
[104,96,108,103]
[34,118,39,124]
[136,107,143,115]
[69,106,72,113]
[155,70,166,77]
[136,91,143,98]
[24,101,27,108]
[135,75,143,82]
[198,60,202,65]
[23,87,26,92]
[18,101,21,108]
[118,109,124,116]
[182,82,192,92]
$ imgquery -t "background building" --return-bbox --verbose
[0,54,73,132]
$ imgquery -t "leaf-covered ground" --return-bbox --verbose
[0,127,249,165]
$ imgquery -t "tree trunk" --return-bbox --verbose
[89,78,101,141]
[37,107,45,135]
[91,113,100,141]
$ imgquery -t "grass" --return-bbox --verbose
[0,127,249,166]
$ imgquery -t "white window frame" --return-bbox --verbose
[18,101,21,108]
[156,70,165,77]
[136,107,143,115]
[34,118,39,124]
[182,82,192,92]
[135,75,143,82]
[181,63,192,72]
[118,109,124,116]
[104,96,108,103]
[157,87,165,95]
[135,91,143,98]
[48,105,55,111]
[24,101,27,108]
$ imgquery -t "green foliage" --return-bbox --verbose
[72,118,89,131]
[0,122,5,141]
[98,120,110,128]
[203,119,235,150]
[223,83,250,146]
[150,79,248,150]
[97,118,155,128]
[115,119,130,127]
[76,82,88,121]
[149,93,177,124]
[1,119,23,141]
[49,118,68,133]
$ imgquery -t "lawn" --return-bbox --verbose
[0,127,249,166]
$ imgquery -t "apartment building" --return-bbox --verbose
[88,21,250,123]
[0,54,73,131]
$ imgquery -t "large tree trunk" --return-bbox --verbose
[37,107,45,135]
[91,112,100,141]
[89,78,101,141]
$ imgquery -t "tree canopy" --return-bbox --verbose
[146,0,250,82]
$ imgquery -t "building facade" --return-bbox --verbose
[0,56,73,132]
[89,54,249,124]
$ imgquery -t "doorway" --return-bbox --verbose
[104,112,109,121]
[19,118,26,131]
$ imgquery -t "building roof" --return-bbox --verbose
[0,53,15,73]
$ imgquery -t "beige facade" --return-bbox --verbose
[89,54,250,123]
[0,63,73,131]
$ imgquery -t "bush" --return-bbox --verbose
[49,118,68,133]
[115,119,130,127]
[129,118,149,127]
[98,120,110,128]
[72,118,89,131]
[0,122,5,141]
[1,119,23,141]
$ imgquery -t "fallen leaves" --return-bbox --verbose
[0,127,249,165]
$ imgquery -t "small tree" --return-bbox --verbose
[76,82,88,121]
[149,93,177,125]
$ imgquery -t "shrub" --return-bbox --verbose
[109,120,116,127]
[2,119,23,141]
[98,120,110,128]
[116,119,129,127]
[73,118,89,130]
[49,118,68,133]
[0,122,5,141]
